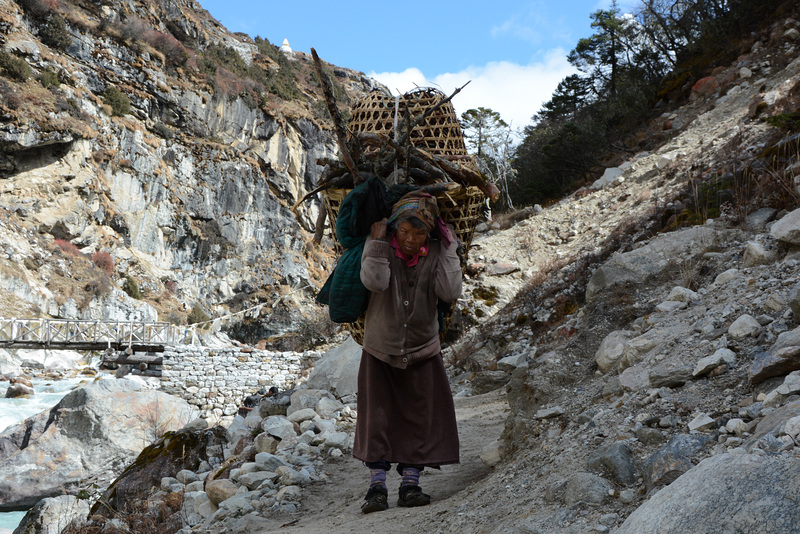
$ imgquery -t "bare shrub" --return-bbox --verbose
[91,251,114,275]
[54,238,83,257]
[146,31,188,67]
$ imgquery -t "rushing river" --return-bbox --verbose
[0,375,100,532]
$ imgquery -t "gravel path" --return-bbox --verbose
[229,389,509,534]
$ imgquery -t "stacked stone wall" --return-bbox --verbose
[160,345,319,420]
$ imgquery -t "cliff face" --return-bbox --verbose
[0,0,378,340]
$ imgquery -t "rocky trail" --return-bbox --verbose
[228,389,509,534]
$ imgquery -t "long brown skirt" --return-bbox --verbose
[353,350,459,467]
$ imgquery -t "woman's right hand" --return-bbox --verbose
[371,218,388,240]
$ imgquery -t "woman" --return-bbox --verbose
[354,190,462,513]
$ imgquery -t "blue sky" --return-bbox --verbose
[197,0,638,134]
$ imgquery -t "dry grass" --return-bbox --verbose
[62,492,184,534]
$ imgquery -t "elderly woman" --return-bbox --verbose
[354,190,462,513]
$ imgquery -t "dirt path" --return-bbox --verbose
[226,389,509,534]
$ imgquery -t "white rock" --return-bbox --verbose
[728,315,761,339]
[618,365,650,391]
[770,208,800,245]
[595,331,633,373]
[315,397,344,419]
[667,286,699,302]
[261,415,297,439]
[725,418,748,436]
[497,353,527,372]
[287,408,318,423]
[535,406,566,419]
[480,439,503,467]
[713,269,741,286]
[656,300,688,312]
[693,348,736,377]
[321,431,351,450]
[688,413,715,432]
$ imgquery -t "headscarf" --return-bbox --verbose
[386,191,438,234]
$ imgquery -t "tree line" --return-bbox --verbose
[460,0,791,211]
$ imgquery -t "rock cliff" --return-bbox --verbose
[0,0,379,341]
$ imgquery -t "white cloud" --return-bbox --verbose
[490,2,549,45]
[369,49,576,139]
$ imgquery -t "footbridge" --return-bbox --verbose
[0,317,191,353]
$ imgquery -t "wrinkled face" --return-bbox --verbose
[395,220,428,256]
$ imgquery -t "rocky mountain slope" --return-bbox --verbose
[15,13,800,534]
[6,3,800,534]
[0,0,378,342]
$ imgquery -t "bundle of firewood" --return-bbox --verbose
[296,49,500,210]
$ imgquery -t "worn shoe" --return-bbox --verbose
[397,484,431,507]
[362,484,389,513]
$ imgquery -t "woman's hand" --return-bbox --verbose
[371,218,388,240]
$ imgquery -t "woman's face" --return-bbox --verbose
[395,220,428,256]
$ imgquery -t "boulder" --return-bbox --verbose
[595,330,636,373]
[563,472,613,506]
[12,495,89,534]
[617,454,800,534]
[0,378,198,511]
[206,479,238,506]
[5,382,34,398]
[14,349,85,370]
[728,314,761,339]
[587,442,637,485]
[749,346,800,384]
[586,226,723,300]
[287,389,335,416]
[94,425,227,517]
[0,349,21,377]
[770,208,800,245]
[305,336,361,399]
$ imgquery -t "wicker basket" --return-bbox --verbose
[321,185,484,344]
[349,88,469,159]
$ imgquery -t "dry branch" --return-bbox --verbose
[311,48,361,184]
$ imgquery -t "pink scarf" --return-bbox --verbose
[390,234,429,267]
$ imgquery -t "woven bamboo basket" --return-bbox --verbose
[349,88,469,159]
[321,185,484,344]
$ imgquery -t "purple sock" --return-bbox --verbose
[369,469,387,488]
[401,467,420,487]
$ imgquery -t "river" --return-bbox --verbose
[0,375,100,532]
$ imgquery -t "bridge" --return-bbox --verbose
[0,317,193,353]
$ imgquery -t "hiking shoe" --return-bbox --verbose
[362,484,389,513]
[397,484,431,507]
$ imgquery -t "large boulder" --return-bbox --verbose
[12,495,88,534]
[770,208,800,245]
[305,336,361,399]
[0,349,21,377]
[0,378,198,511]
[616,454,800,533]
[14,349,85,370]
[94,425,227,517]
[586,226,724,300]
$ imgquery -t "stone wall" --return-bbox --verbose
[159,345,319,421]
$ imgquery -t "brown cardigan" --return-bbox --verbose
[360,229,462,368]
